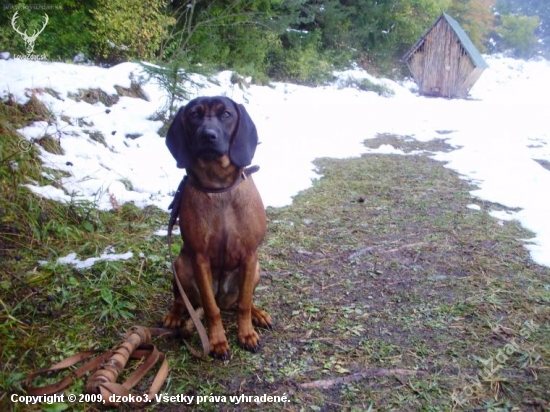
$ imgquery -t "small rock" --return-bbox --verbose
[0,51,10,60]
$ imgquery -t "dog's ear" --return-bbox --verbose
[165,106,191,169]
[229,103,258,167]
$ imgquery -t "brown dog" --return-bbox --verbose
[163,96,272,359]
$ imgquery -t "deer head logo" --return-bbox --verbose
[11,11,49,57]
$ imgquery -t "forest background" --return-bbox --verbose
[0,0,547,85]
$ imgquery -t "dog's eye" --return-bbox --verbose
[190,110,200,119]
[221,110,232,120]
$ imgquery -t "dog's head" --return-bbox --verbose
[166,96,258,169]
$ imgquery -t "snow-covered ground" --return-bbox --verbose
[1,56,549,267]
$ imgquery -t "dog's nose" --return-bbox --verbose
[202,129,218,141]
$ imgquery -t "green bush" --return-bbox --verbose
[497,14,540,58]
[267,29,334,85]
[90,0,174,64]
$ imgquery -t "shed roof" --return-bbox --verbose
[402,13,488,69]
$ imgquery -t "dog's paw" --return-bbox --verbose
[238,329,261,353]
[208,324,231,360]
[162,312,182,328]
[210,340,231,360]
[251,307,273,330]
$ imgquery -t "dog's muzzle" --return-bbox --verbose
[195,128,229,159]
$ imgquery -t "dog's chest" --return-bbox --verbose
[180,192,262,266]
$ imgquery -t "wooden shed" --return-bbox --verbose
[402,13,488,98]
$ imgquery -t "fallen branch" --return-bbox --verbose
[348,242,427,260]
[299,368,425,389]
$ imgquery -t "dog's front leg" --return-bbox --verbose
[193,254,230,359]
[237,252,262,352]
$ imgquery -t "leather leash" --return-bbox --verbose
[167,181,210,358]
[24,326,169,407]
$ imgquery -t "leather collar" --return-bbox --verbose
[168,165,260,229]
[184,165,260,194]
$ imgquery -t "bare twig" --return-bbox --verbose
[299,368,425,389]
[348,242,427,260]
